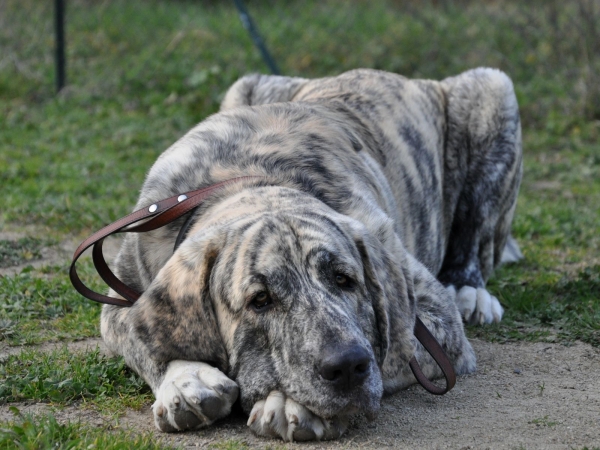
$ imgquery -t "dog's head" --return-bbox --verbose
[134,186,416,419]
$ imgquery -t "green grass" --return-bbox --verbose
[477,264,600,346]
[0,347,152,415]
[0,262,101,345]
[0,238,47,269]
[0,412,174,450]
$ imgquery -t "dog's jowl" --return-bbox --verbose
[99,68,522,441]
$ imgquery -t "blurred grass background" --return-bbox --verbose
[0,0,599,376]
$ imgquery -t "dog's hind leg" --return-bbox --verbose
[438,68,523,324]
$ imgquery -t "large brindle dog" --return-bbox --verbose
[100,68,522,441]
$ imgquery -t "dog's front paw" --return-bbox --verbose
[152,361,238,432]
[450,285,504,325]
[247,390,348,442]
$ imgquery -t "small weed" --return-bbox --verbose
[528,415,559,427]
[209,440,251,450]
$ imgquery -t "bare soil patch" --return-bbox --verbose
[2,339,599,449]
[0,337,105,361]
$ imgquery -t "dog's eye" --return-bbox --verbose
[250,291,272,312]
[335,273,353,289]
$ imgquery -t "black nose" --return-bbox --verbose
[318,344,371,390]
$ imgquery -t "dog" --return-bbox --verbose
[100,68,522,441]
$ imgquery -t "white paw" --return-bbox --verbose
[247,390,348,442]
[454,286,504,325]
[152,361,238,432]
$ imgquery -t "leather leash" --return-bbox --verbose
[69,177,259,306]
[409,317,456,394]
[69,177,456,395]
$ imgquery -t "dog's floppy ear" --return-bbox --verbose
[131,229,229,372]
[220,74,309,110]
[348,220,417,380]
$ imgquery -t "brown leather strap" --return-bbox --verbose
[69,177,261,306]
[70,176,456,395]
[409,316,456,395]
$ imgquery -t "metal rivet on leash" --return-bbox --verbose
[177,194,188,202]
[148,204,158,213]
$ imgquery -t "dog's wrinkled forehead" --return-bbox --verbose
[216,210,363,311]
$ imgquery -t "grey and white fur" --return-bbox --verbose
[100,68,522,441]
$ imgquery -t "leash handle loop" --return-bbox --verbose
[409,316,457,395]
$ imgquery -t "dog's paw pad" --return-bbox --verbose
[248,390,347,441]
[455,286,503,325]
[152,361,239,432]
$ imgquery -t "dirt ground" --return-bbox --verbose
[1,233,599,449]
[2,338,599,450]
